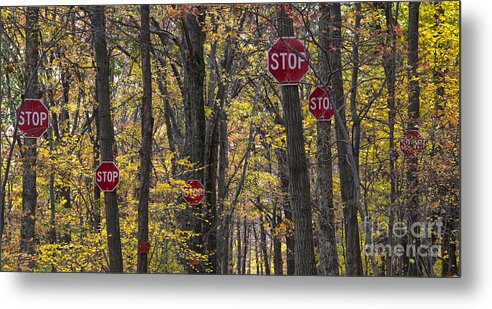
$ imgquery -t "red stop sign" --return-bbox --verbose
[267,37,309,85]
[308,87,333,121]
[138,242,151,254]
[400,130,425,158]
[182,179,205,205]
[95,161,120,192]
[17,99,49,138]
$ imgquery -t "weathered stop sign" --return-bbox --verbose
[400,130,426,158]
[182,179,205,205]
[95,161,120,192]
[17,98,49,138]
[138,242,151,254]
[308,86,333,121]
[267,37,309,85]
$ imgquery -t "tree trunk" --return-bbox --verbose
[242,220,248,275]
[383,2,398,276]
[92,5,123,272]
[276,5,316,275]
[204,110,219,274]
[253,223,260,275]
[275,148,295,275]
[217,109,229,274]
[180,7,207,273]
[19,6,40,271]
[328,3,363,276]
[405,2,421,277]
[236,219,242,274]
[215,40,235,275]
[137,4,153,274]
[272,205,283,275]
[259,215,270,275]
[92,106,101,232]
[316,3,339,276]
[349,3,361,172]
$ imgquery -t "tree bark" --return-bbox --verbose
[272,204,283,275]
[137,4,153,274]
[259,214,270,275]
[217,108,229,274]
[214,39,235,275]
[92,106,101,231]
[275,148,295,275]
[276,5,316,275]
[236,219,242,274]
[180,7,207,273]
[328,3,363,276]
[92,5,123,272]
[242,219,248,275]
[20,6,40,271]
[315,3,339,276]
[383,2,398,276]
[405,2,421,277]
[204,106,219,274]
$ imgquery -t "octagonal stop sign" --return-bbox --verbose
[308,86,333,121]
[400,130,426,158]
[17,99,49,138]
[182,180,205,205]
[267,37,309,85]
[95,161,120,192]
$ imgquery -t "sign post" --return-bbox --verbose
[95,161,120,192]
[182,180,205,205]
[267,37,309,84]
[400,130,425,157]
[17,99,49,138]
[308,86,333,121]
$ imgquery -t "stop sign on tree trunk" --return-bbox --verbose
[95,161,120,192]
[17,98,49,138]
[308,86,333,121]
[182,179,205,205]
[400,129,425,158]
[267,37,309,85]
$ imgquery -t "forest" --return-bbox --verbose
[0,2,460,276]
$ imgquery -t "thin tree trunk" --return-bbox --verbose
[217,108,229,274]
[137,4,153,274]
[204,111,219,274]
[383,2,398,277]
[405,2,421,277]
[92,106,101,231]
[275,148,295,275]
[350,3,361,172]
[253,223,260,275]
[215,41,235,275]
[259,214,270,275]
[316,3,339,276]
[203,26,219,273]
[236,219,242,274]
[272,205,283,275]
[92,5,123,272]
[242,220,248,275]
[328,3,363,276]
[276,5,316,276]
